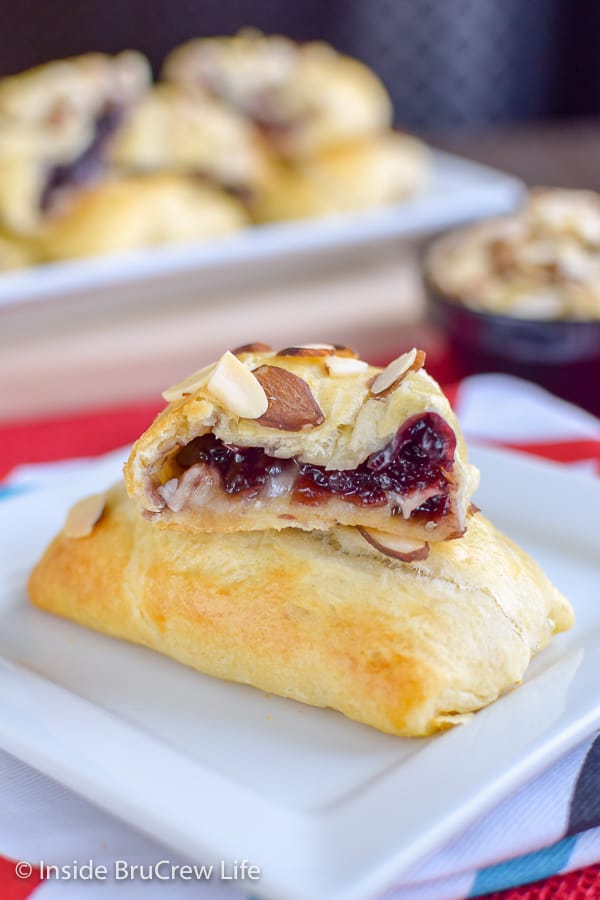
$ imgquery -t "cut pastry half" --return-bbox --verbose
[28,483,573,737]
[124,345,479,542]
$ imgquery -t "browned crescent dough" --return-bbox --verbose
[28,484,573,737]
[124,349,480,543]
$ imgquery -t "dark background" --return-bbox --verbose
[1,0,600,132]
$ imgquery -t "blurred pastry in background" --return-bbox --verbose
[36,174,247,262]
[0,34,431,267]
[426,189,600,320]
[0,51,151,232]
[254,132,429,221]
[0,230,31,270]
[162,30,393,160]
[110,84,272,204]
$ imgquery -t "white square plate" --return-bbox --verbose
[0,445,598,900]
[0,152,521,312]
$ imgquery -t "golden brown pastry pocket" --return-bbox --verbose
[28,483,573,737]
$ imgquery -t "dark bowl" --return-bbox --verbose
[425,280,600,417]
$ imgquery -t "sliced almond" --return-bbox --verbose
[370,348,426,397]
[358,526,429,561]
[162,363,216,402]
[232,342,272,355]
[299,343,336,350]
[333,345,360,358]
[276,346,331,358]
[254,365,325,431]
[64,493,106,539]
[325,356,369,376]
[206,351,268,418]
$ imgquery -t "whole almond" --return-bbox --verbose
[370,348,426,397]
[64,493,106,539]
[254,365,325,431]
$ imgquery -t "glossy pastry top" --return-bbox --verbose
[163,29,393,157]
[124,345,479,541]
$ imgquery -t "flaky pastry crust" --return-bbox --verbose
[28,484,573,737]
[124,347,479,541]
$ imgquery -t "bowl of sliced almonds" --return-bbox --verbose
[424,188,600,414]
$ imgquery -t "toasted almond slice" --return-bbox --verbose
[206,350,268,418]
[276,346,331,358]
[300,343,336,350]
[64,493,106,539]
[370,348,426,396]
[333,345,360,358]
[232,342,272,355]
[357,526,430,561]
[254,365,325,430]
[325,356,369,376]
[162,363,216,402]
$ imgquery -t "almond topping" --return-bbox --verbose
[333,345,360,358]
[254,365,325,431]
[232,342,272,355]
[206,351,268,418]
[64,493,106,539]
[162,363,216,402]
[370,348,426,397]
[276,346,331,358]
[300,343,336,350]
[325,356,369,376]
[357,526,430,561]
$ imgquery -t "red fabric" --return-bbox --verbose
[1,391,599,900]
[0,399,163,480]
[0,855,42,899]
[489,863,600,899]
[497,438,600,472]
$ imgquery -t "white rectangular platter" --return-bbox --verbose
[0,444,598,900]
[0,151,522,312]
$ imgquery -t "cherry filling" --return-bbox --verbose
[40,104,125,213]
[175,412,456,518]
